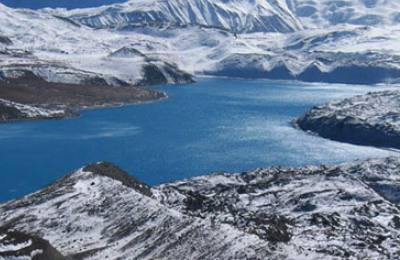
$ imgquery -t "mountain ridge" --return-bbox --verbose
[61,0,303,33]
[2,158,400,259]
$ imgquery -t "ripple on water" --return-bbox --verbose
[0,78,398,201]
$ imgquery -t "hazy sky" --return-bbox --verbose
[0,0,127,9]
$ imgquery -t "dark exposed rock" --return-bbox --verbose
[138,62,193,86]
[0,74,165,122]
[53,15,82,27]
[0,228,67,260]
[208,51,400,84]
[0,103,25,121]
[109,47,146,58]
[296,90,400,149]
[83,162,152,197]
[0,35,12,45]
[210,59,400,85]
[139,64,168,86]
[0,99,71,123]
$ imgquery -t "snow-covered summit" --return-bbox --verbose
[60,0,400,32]
[62,0,303,33]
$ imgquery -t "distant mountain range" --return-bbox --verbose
[64,0,400,33]
[0,0,400,89]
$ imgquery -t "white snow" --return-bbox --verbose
[0,239,32,252]
[0,99,66,118]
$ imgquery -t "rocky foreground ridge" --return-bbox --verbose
[1,158,400,259]
[296,90,400,150]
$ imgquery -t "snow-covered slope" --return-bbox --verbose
[297,90,400,149]
[63,0,303,33]
[0,3,193,87]
[1,0,400,87]
[0,162,272,260]
[1,158,400,259]
[0,230,66,260]
[61,0,400,32]
[287,0,400,29]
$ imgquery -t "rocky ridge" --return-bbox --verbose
[1,158,400,259]
[296,90,400,149]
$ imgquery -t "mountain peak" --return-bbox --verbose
[82,162,152,196]
[64,0,303,33]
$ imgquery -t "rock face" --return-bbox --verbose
[0,74,166,122]
[0,99,69,122]
[210,51,400,85]
[296,90,400,149]
[2,158,400,259]
[0,229,67,260]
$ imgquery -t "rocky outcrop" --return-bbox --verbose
[109,46,194,86]
[210,52,400,84]
[138,62,194,86]
[0,99,70,122]
[0,229,67,260]
[1,158,400,259]
[0,35,12,45]
[0,65,166,122]
[296,90,400,149]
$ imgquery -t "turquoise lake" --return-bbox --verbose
[0,78,396,201]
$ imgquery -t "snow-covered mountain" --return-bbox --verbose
[1,158,400,259]
[1,0,400,87]
[0,0,400,88]
[288,0,400,29]
[61,0,400,32]
[0,3,193,87]
[62,0,303,33]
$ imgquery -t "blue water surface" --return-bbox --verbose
[0,78,396,201]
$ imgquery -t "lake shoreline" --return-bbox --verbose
[1,78,397,203]
[0,76,171,124]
